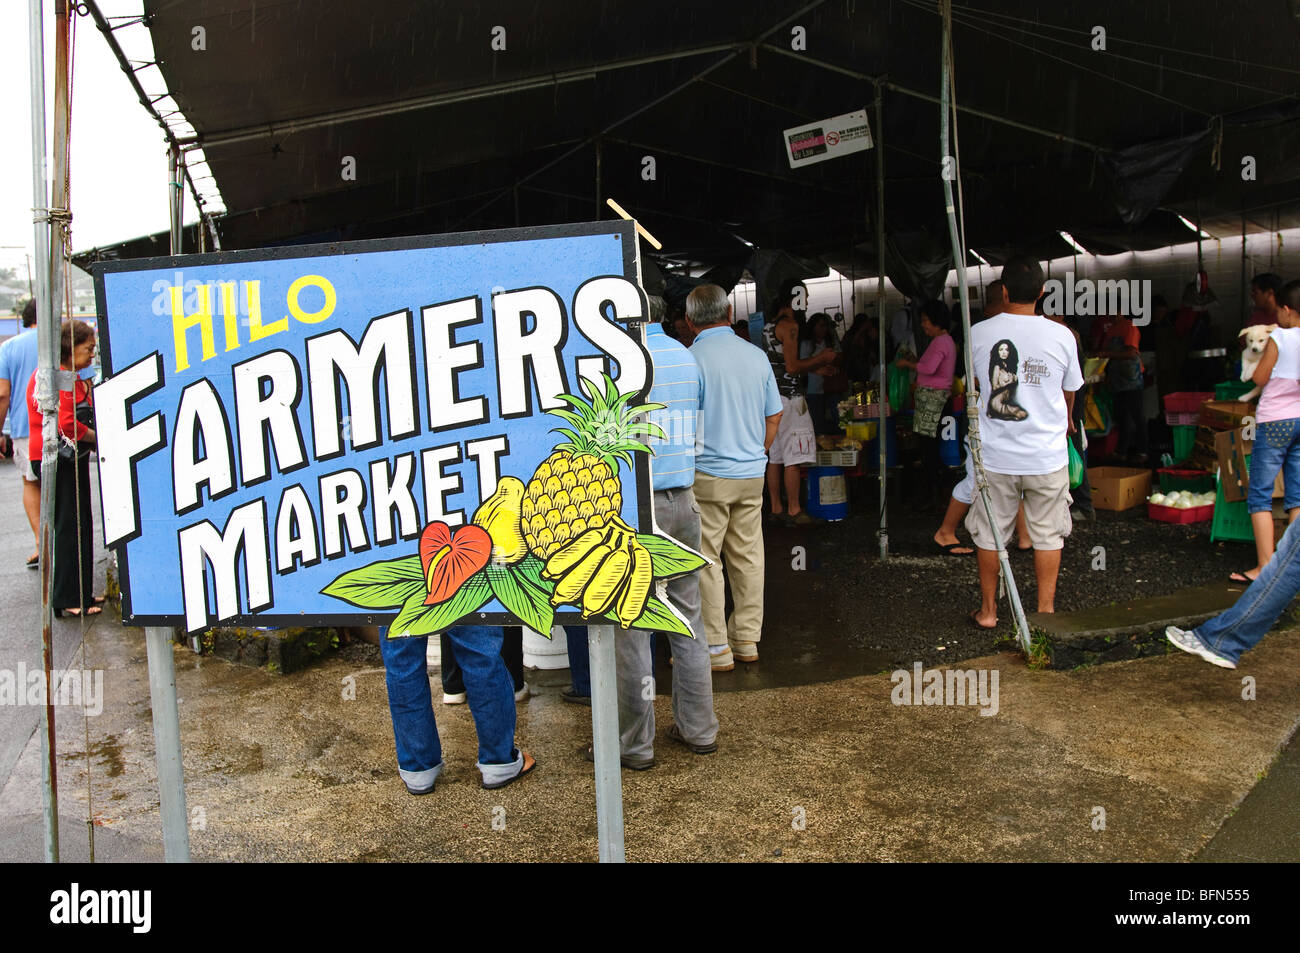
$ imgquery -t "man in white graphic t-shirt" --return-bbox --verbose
[966,255,1084,628]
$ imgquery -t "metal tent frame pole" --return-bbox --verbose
[28,0,59,865]
[874,81,888,559]
[939,0,1032,655]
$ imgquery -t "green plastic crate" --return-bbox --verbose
[1210,464,1254,543]
[1215,379,1253,401]
[1172,425,1197,464]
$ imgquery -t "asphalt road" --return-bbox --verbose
[0,452,111,803]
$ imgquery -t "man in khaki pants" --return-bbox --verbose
[686,285,783,670]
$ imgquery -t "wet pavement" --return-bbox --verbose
[689,472,1256,692]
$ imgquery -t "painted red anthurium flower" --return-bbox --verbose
[419,522,492,605]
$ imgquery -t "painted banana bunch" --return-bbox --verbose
[541,518,653,627]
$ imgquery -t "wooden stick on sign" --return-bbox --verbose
[604,198,662,250]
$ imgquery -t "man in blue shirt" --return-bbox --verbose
[688,285,783,670]
[601,294,719,767]
[0,300,41,567]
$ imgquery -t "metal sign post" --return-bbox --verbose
[586,624,625,862]
[145,627,190,861]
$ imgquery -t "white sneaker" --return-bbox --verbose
[514,686,530,702]
[442,691,467,704]
[1166,626,1237,669]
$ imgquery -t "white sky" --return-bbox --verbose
[0,0,201,276]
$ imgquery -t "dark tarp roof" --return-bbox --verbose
[76,0,1300,298]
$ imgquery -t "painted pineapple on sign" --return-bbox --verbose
[323,374,708,637]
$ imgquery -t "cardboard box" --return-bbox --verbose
[1216,428,1251,503]
[1088,466,1152,511]
[1199,400,1255,431]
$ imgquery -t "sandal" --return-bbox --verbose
[481,751,537,790]
[934,540,974,557]
[57,605,103,618]
[1228,571,1257,585]
[968,609,997,630]
[26,554,38,570]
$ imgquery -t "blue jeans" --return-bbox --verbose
[564,625,591,695]
[1194,520,1300,663]
[1247,418,1300,513]
[378,625,522,788]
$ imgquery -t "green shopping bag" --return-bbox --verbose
[1067,437,1084,489]
[887,363,912,412]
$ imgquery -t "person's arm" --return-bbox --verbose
[59,380,93,443]
[1064,389,1076,436]
[764,412,782,451]
[0,380,10,436]
[1253,338,1279,386]
[780,322,835,374]
[907,340,945,377]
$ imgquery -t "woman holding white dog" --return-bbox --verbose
[1233,279,1300,583]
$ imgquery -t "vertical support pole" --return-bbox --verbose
[1241,213,1248,326]
[939,0,1032,655]
[586,624,625,862]
[145,627,190,862]
[169,144,183,254]
[874,81,888,559]
[595,139,603,220]
[29,0,58,864]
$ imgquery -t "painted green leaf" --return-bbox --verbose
[486,557,555,634]
[322,555,426,609]
[636,534,708,577]
[624,593,693,637]
[388,572,492,637]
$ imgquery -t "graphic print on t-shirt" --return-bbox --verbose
[987,339,1029,421]
[970,314,1084,476]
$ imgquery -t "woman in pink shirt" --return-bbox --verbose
[1234,280,1300,583]
[896,301,957,505]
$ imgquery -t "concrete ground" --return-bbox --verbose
[2,615,1297,862]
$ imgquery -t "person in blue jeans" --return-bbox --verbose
[378,625,535,793]
[1231,280,1300,583]
[563,625,592,704]
[1167,517,1300,669]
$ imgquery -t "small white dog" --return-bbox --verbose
[1238,323,1278,401]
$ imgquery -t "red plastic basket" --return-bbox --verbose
[1147,501,1214,524]
[1162,391,1213,414]
[1164,411,1200,426]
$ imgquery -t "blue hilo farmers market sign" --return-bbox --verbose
[90,222,706,637]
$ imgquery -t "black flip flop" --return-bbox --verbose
[481,751,537,790]
[1228,572,1256,585]
[968,610,998,630]
[934,540,974,557]
[25,554,38,570]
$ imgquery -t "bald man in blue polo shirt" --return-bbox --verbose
[687,285,783,670]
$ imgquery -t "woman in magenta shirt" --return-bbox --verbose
[896,301,957,505]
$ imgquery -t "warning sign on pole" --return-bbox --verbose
[783,108,873,169]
